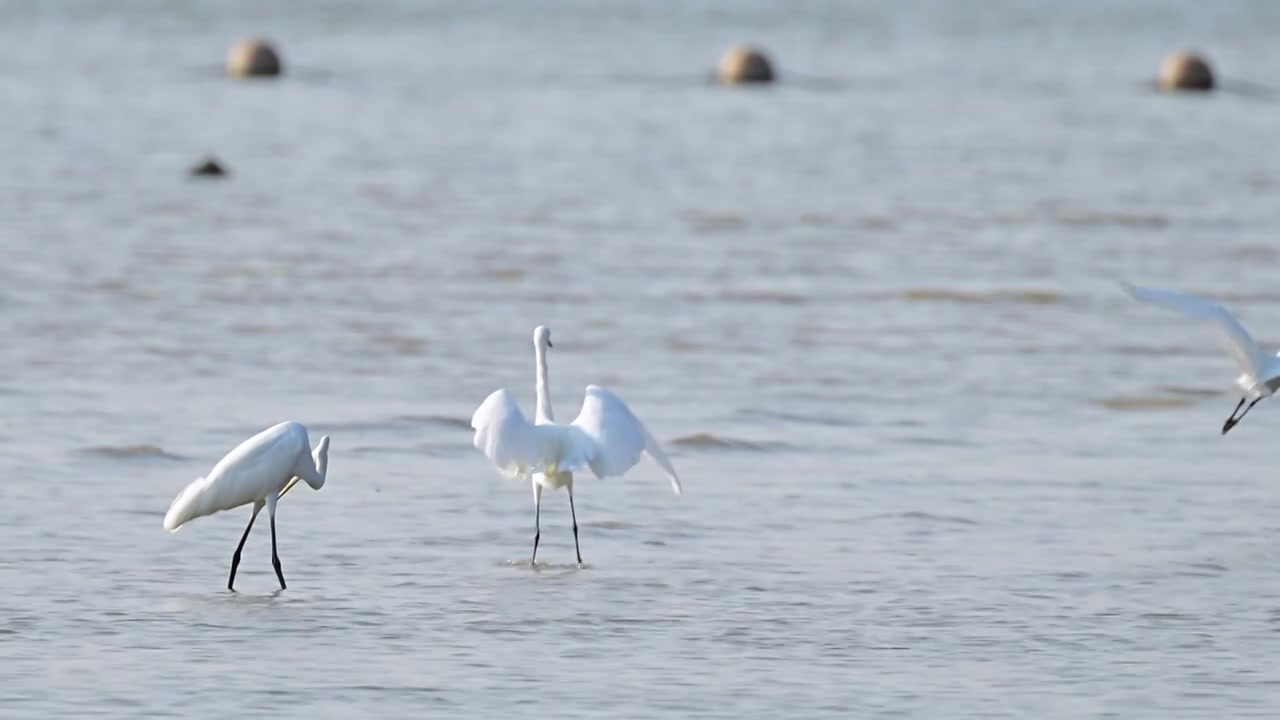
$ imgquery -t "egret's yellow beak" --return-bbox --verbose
[278,476,302,500]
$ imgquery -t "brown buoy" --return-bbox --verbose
[226,38,282,78]
[190,157,228,178]
[717,45,774,85]
[1158,51,1214,92]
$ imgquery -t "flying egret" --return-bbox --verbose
[1124,283,1280,434]
[164,421,330,591]
[471,326,681,565]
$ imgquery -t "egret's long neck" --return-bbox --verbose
[306,437,330,489]
[314,445,328,480]
[534,344,554,423]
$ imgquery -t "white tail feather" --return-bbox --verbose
[163,476,211,532]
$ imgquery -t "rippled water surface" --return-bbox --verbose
[5,1,1280,717]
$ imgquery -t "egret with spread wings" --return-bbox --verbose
[1125,283,1280,434]
[471,326,681,565]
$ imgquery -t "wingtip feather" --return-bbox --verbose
[471,388,541,480]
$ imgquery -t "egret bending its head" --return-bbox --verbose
[1124,283,1280,434]
[164,421,330,591]
[471,326,681,565]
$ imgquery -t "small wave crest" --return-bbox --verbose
[397,415,472,431]
[582,520,638,530]
[481,268,524,281]
[1176,561,1229,577]
[670,432,791,452]
[900,288,1060,305]
[684,210,747,233]
[897,435,973,447]
[367,334,426,356]
[718,289,808,306]
[861,511,980,526]
[1054,209,1168,228]
[1095,395,1196,410]
[665,337,703,353]
[738,409,858,428]
[500,560,590,574]
[83,444,186,461]
[1159,386,1220,399]
[325,415,472,432]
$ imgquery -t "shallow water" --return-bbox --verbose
[4,0,1280,717]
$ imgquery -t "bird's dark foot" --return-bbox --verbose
[1223,419,1237,435]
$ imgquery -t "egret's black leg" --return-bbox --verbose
[569,488,583,565]
[1222,396,1247,433]
[228,504,262,592]
[270,513,286,590]
[531,485,542,566]
[1224,396,1263,435]
[1230,396,1247,416]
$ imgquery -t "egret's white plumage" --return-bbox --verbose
[164,421,330,590]
[471,326,680,564]
[472,386,680,493]
[1125,282,1280,433]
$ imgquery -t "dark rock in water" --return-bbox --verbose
[1158,51,1214,92]
[717,45,775,85]
[191,158,228,178]
[227,38,283,78]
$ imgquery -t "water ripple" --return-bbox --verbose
[669,432,795,452]
[80,444,187,461]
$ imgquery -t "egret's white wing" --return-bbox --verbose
[472,389,542,479]
[1125,283,1270,377]
[164,421,310,531]
[571,385,682,494]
